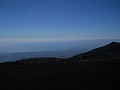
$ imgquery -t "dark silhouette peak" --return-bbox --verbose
[106,42,120,47]
[70,41,120,60]
[109,42,119,45]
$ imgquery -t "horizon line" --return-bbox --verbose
[0,38,120,42]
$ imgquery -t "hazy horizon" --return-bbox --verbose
[0,39,120,54]
[0,0,120,54]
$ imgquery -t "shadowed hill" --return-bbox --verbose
[0,42,120,90]
[70,42,120,60]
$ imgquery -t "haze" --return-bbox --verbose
[0,0,120,53]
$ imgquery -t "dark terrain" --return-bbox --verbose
[0,42,120,90]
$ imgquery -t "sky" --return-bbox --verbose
[0,0,120,42]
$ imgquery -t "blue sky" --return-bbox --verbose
[0,0,120,41]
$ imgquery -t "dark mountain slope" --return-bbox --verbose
[71,42,120,60]
[0,58,120,90]
[0,42,120,90]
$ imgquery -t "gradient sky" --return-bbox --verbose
[0,0,120,41]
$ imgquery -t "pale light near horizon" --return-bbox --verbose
[0,37,120,43]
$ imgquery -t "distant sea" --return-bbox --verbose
[0,39,120,62]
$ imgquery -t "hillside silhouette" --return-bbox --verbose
[71,42,120,60]
[0,42,120,90]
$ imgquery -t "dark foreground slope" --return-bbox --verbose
[0,42,120,90]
